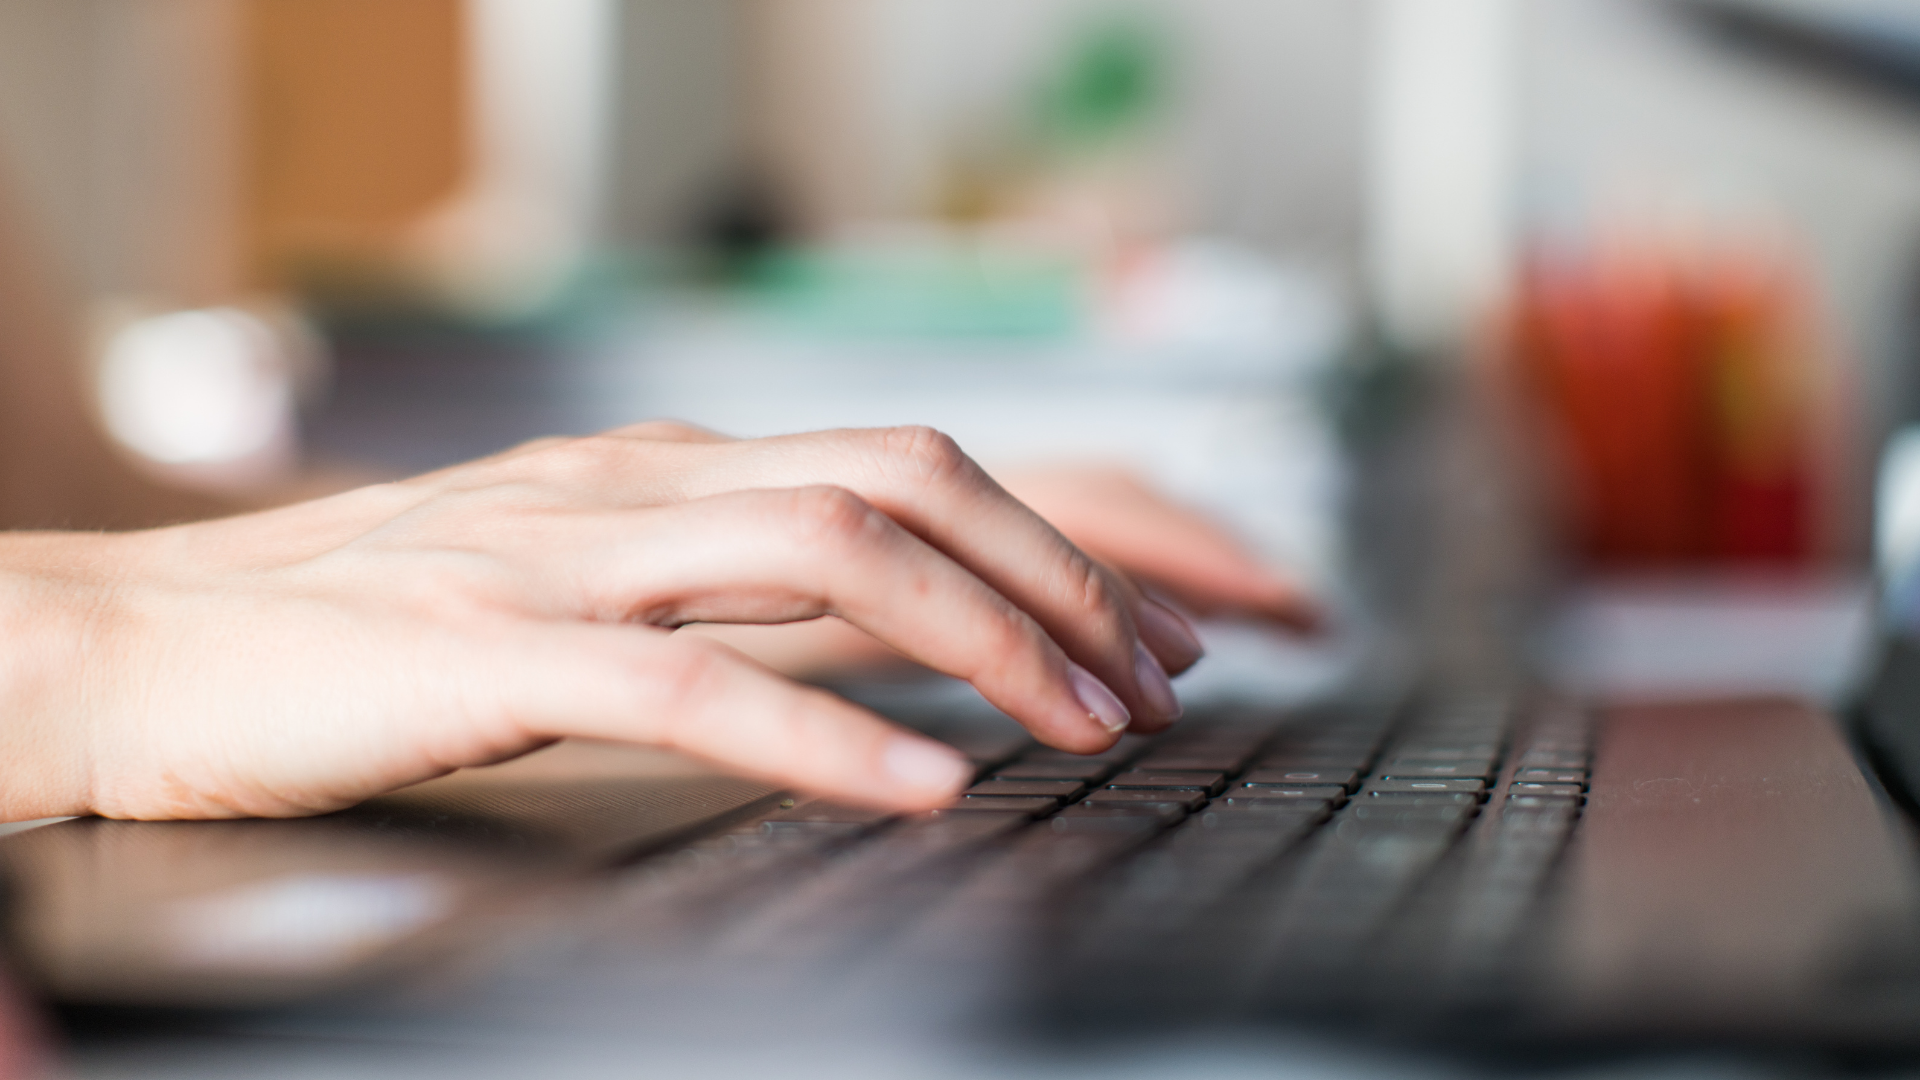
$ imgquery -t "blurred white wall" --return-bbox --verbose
[1367,0,1517,351]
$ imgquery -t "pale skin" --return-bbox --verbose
[0,177,1318,824]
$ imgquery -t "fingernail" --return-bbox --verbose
[1067,663,1131,733]
[1137,599,1205,661]
[882,737,972,794]
[1134,641,1182,720]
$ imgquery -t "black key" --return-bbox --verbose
[1196,805,1329,831]
[761,820,870,837]
[1271,734,1376,748]
[1380,761,1495,780]
[1243,768,1359,791]
[1506,794,1582,809]
[1364,792,1481,806]
[1236,782,1346,801]
[1223,794,1338,812]
[994,761,1113,781]
[1509,782,1583,798]
[1132,753,1247,772]
[1518,750,1588,769]
[1390,744,1499,761]
[1082,789,1208,811]
[1369,778,1485,795]
[1345,801,1474,825]
[1499,802,1579,825]
[1253,755,1368,772]
[966,779,1085,800]
[1513,768,1586,785]
[1108,771,1227,796]
[762,802,894,825]
[1052,805,1181,831]
[940,796,1059,816]
[900,811,1031,841]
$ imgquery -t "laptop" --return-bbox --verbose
[11,436,1920,1072]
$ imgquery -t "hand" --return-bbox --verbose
[993,464,1322,631]
[693,463,1321,678]
[0,424,1198,821]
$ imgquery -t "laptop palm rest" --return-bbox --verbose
[1542,697,1920,1044]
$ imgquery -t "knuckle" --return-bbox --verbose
[498,435,569,461]
[877,425,975,487]
[646,637,733,720]
[783,485,881,549]
[1072,556,1125,625]
[389,552,516,619]
[518,434,637,482]
[616,419,715,443]
[981,603,1043,668]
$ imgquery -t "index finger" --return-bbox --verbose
[674,427,1183,729]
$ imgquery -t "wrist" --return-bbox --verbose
[0,532,136,820]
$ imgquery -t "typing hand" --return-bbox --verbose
[2,424,1214,821]
[694,463,1321,678]
[993,464,1321,631]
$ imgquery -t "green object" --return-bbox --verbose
[738,246,1084,342]
[1030,11,1171,152]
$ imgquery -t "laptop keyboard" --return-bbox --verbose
[602,694,1589,1027]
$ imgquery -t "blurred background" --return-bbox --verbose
[3,0,1920,698]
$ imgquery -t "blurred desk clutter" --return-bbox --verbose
[1504,229,1844,567]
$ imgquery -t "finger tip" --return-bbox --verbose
[1161,650,1202,677]
[1038,727,1124,756]
[1126,714,1179,736]
[880,736,973,801]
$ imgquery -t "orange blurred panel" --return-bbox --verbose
[242,0,472,286]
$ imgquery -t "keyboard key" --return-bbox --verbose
[1243,768,1359,791]
[1082,790,1208,812]
[1108,771,1227,796]
[965,779,1085,800]
[1235,783,1347,802]
[1389,744,1498,761]
[1222,794,1339,811]
[1513,768,1586,785]
[1364,792,1481,806]
[1132,753,1247,772]
[761,820,871,837]
[1202,797,1330,817]
[1518,750,1588,769]
[940,796,1059,816]
[762,802,894,825]
[1253,754,1368,772]
[1345,801,1474,824]
[994,761,1113,781]
[1052,806,1181,831]
[1369,778,1485,795]
[1499,804,1579,827]
[900,811,1031,842]
[1508,782,1583,798]
[1378,761,1495,780]
[1506,794,1582,809]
